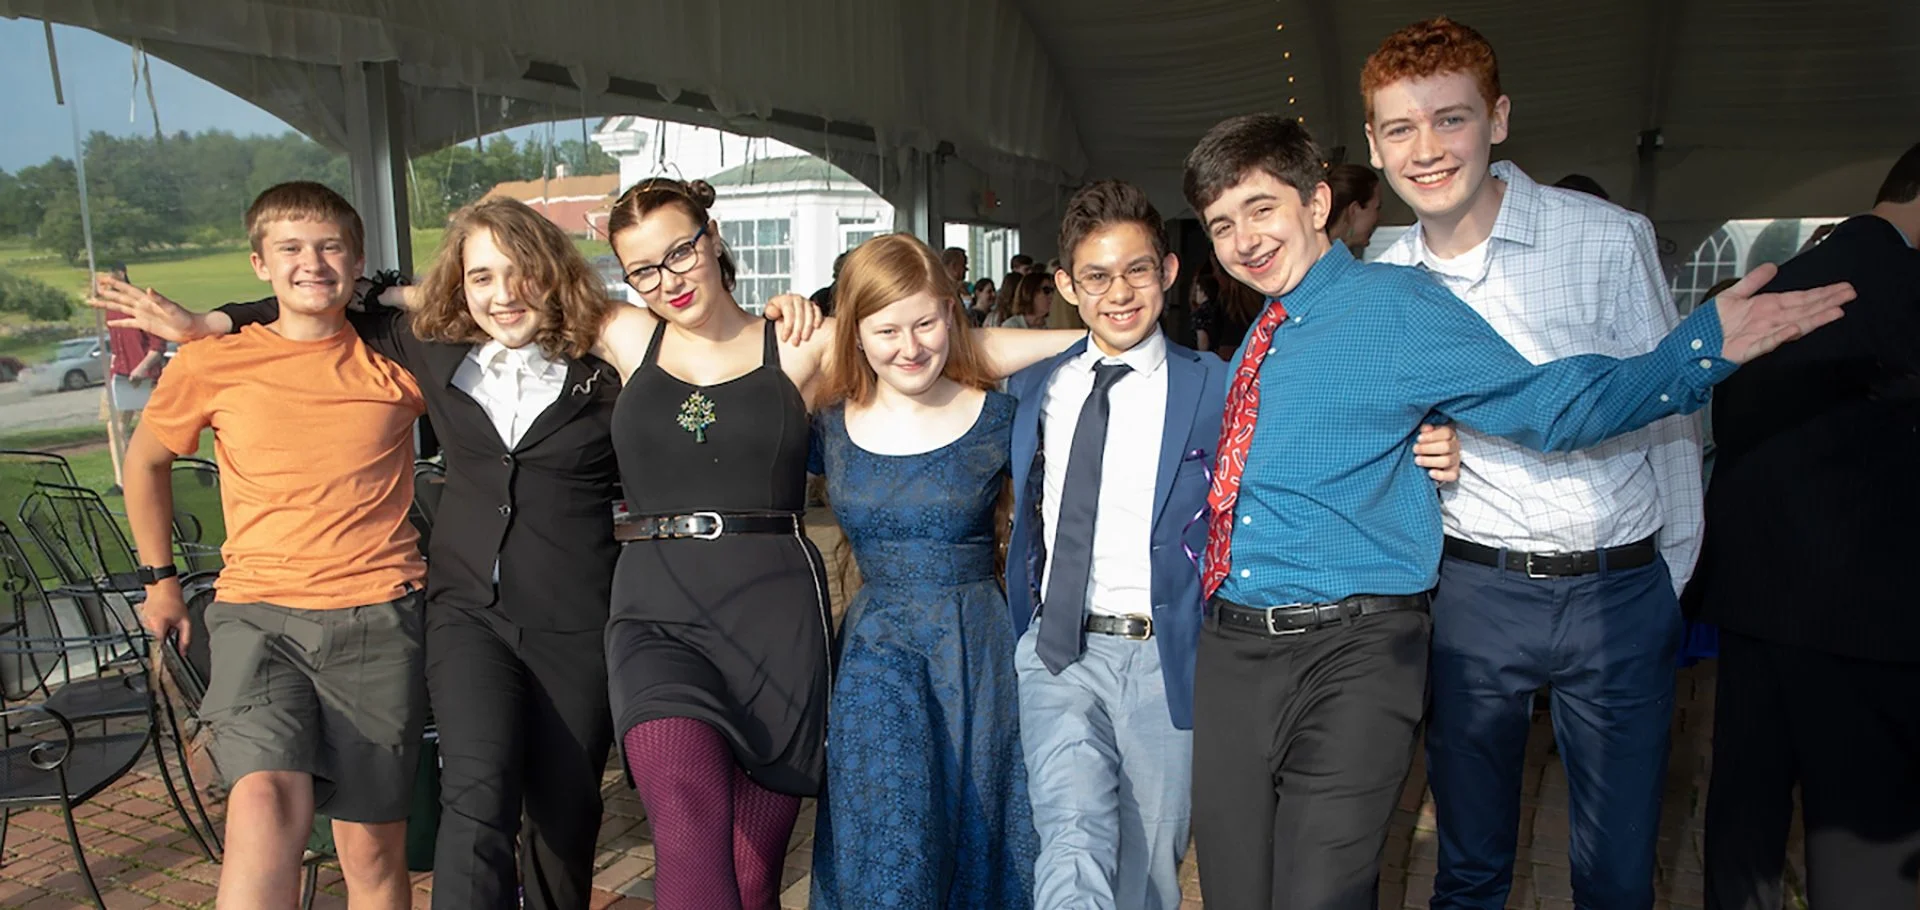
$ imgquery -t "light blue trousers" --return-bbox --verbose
[1016,622,1193,910]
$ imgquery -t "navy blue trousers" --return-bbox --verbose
[1427,550,1681,910]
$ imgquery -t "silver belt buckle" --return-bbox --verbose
[1263,603,1310,636]
[1124,615,1153,641]
[1524,552,1553,579]
[689,511,725,541]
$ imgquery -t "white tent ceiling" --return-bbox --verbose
[5,0,1916,226]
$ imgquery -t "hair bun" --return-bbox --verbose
[687,179,717,208]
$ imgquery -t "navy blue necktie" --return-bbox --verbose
[1037,361,1132,674]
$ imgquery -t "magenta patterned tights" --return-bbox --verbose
[623,717,801,910]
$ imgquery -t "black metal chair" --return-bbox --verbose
[18,484,148,650]
[0,451,80,586]
[1,515,219,862]
[0,701,150,909]
[169,458,224,575]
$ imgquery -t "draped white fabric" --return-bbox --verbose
[5,0,1916,221]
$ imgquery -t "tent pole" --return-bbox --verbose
[344,61,413,276]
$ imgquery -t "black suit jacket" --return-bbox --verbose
[1685,216,1920,661]
[219,299,621,632]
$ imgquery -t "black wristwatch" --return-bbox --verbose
[135,564,179,586]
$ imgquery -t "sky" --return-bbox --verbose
[0,18,545,174]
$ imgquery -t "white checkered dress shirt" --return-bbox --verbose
[1376,161,1705,593]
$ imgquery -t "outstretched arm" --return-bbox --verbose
[90,272,232,343]
[975,327,1084,379]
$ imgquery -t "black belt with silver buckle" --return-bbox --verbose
[1208,593,1429,637]
[615,511,801,542]
[1085,614,1153,640]
[1443,534,1656,578]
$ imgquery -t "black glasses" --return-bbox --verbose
[1072,261,1161,297]
[623,223,709,294]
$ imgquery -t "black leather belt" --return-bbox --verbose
[615,511,801,542]
[1085,614,1153,640]
[1443,535,1656,578]
[1208,593,1429,637]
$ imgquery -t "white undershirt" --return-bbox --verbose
[1039,330,1168,619]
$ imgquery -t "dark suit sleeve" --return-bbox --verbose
[212,294,423,374]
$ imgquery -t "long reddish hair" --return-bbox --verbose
[819,233,996,408]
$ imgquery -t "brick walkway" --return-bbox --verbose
[0,663,1736,910]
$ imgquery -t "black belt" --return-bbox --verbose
[615,511,801,542]
[1084,614,1153,641]
[1443,534,1656,578]
[1208,593,1429,637]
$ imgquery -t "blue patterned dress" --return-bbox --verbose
[809,391,1038,909]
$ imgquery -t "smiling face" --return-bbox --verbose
[1201,171,1332,298]
[612,204,732,329]
[857,290,953,397]
[1366,70,1510,231]
[460,228,545,349]
[1060,221,1176,357]
[249,217,362,317]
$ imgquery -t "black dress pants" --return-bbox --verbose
[1704,631,1920,910]
[424,601,613,910]
[1191,607,1431,909]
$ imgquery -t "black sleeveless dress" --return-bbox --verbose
[605,319,831,797]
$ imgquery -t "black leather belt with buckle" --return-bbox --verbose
[1085,614,1153,640]
[1208,593,1430,637]
[615,511,801,542]
[1443,535,1656,578]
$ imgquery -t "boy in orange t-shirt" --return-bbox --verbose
[123,182,427,910]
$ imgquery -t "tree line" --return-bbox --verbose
[0,128,618,266]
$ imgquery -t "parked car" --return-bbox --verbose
[0,355,23,382]
[27,337,107,394]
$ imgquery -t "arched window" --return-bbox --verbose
[1672,227,1739,315]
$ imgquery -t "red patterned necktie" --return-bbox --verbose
[1202,300,1292,598]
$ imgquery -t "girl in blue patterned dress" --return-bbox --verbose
[809,233,1040,909]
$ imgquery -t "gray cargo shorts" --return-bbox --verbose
[200,586,425,823]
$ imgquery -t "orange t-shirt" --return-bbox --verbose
[143,322,426,609]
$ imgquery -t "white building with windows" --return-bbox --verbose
[592,117,893,312]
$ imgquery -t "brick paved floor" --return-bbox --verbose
[3,512,1778,908]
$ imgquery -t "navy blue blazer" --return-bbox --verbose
[1005,336,1229,730]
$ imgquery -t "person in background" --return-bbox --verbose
[811,251,849,317]
[1189,271,1219,354]
[1552,174,1611,201]
[987,271,1023,327]
[101,263,169,493]
[970,277,998,327]
[1690,141,1920,910]
[1325,164,1384,257]
[1011,253,1035,275]
[1001,272,1054,329]
[943,246,971,300]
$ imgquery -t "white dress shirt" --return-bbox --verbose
[1040,330,1168,618]
[1375,161,1705,593]
[450,340,568,449]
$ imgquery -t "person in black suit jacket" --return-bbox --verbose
[95,199,820,910]
[1687,143,1920,910]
